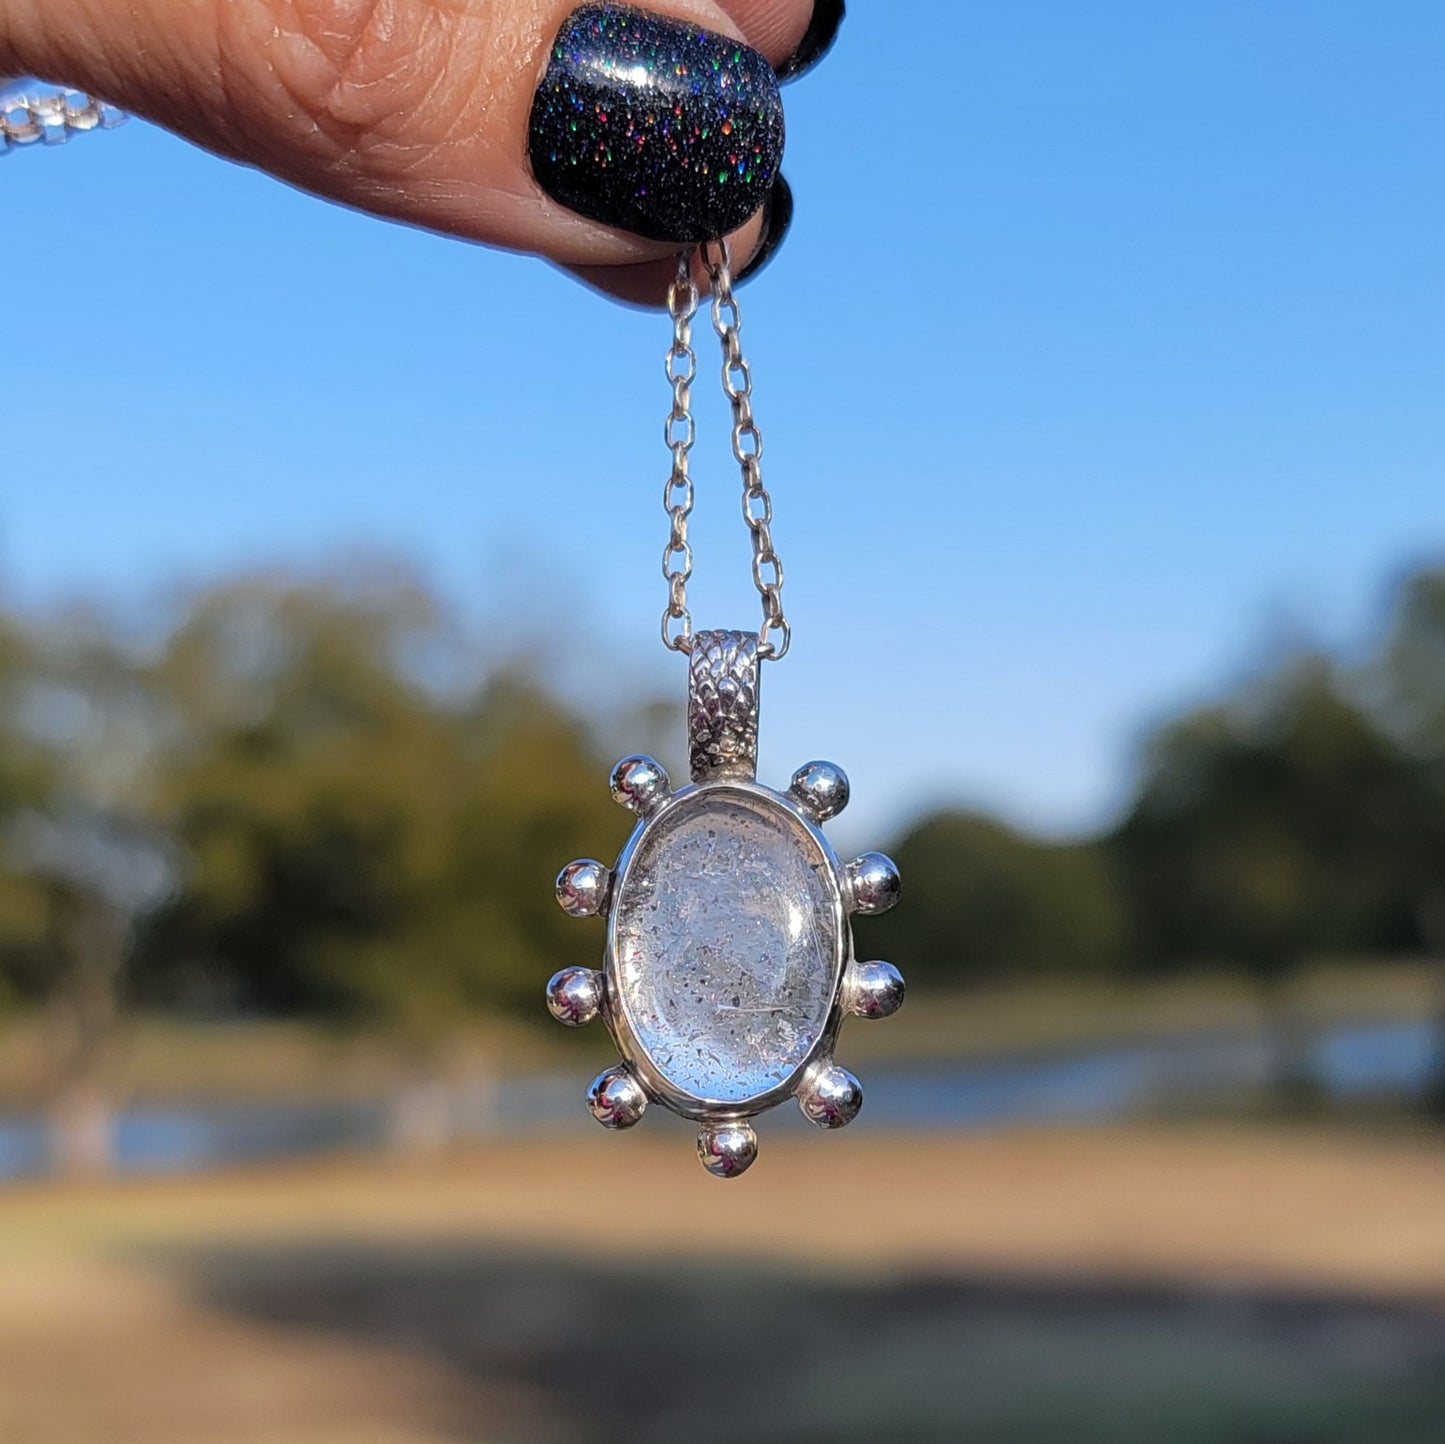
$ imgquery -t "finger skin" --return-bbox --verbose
[716,0,815,68]
[0,0,810,299]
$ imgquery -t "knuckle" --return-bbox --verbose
[222,0,493,169]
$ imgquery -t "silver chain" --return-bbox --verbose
[661,254,700,654]
[0,85,125,152]
[660,239,789,661]
[705,240,789,661]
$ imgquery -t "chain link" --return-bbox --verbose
[659,240,790,661]
[0,86,125,153]
[660,252,700,653]
[703,239,789,660]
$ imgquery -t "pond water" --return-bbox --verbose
[0,1017,1436,1182]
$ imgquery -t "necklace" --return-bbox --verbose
[548,243,905,1178]
[14,84,896,1172]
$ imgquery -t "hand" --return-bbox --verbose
[1,0,841,302]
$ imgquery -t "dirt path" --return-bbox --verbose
[0,1126,1442,1444]
[6,1126,1444,1297]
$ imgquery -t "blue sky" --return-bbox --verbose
[5,1,1444,847]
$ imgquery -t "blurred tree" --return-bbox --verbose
[0,615,173,1173]
[137,570,620,1148]
[0,621,50,968]
[1376,568,1445,1113]
[1113,656,1421,1099]
[1379,569,1445,760]
[870,810,1129,986]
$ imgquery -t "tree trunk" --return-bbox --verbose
[48,1079,114,1178]
[1259,970,1320,1111]
[385,1073,454,1156]
[1413,891,1445,1119]
[1425,955,1445,1120]
[45,909,125,1178]
[453,1060,500,1142]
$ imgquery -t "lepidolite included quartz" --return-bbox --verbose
[612,788,840,1104]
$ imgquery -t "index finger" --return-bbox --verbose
[2,0,812,294]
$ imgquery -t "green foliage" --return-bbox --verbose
[135,574,619,1044]
[1375,566,1445,959]
[878,648,1439,995]
[871,810,1130,985]
[0,626,51,1011]
[1112,658,1423,982]
[2,558,1445,1067]
[0,610,173,1098]
[1381,569,1445,761]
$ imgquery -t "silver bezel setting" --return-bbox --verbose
[602,777,850,1123]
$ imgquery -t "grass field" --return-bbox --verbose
[3,1124,1444,1444]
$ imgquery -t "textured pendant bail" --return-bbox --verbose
[687,629,761,782]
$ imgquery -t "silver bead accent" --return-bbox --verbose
[796,1063,863,1129]
[609,755,671,815]
[846,852,901,914]
[555,859,610,917]
[586,1067,648,1129]
[696,1120,758,1178]
[788,761,850,822]
[844,960,906,1020]
[546,967,603,1027]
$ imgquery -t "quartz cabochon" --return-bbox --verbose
[612,788,842,1105]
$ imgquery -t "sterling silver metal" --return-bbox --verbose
[795,1061,864,1129]
[604,773,847,1123]
[846,852,903,914]
[549,241,900,1176]
[661,243,790,660]
[687,629,760,781]
[788,760,851,822]
[0,82,124,152]
[587,1066,648,1129]
[545,966,603,1027]
[704,243,790,660]
[697,1120,759,1178]
[550,627,905,1176]
[844,959,907,1020]
[660,259,699,653]
[554,859,610,917]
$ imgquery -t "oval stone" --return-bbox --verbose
[611,786,843,1106]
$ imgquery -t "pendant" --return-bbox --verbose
[548,630,904,1177]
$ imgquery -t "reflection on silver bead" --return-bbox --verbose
[844,960,906,1019]
[587,1066,647,1129]
[609,755,671,815]
[696,1120,758,1178]
[846,852,901,914]
[546,967,603,1027]
[788,761,850,822]
[797,1062,863,1129]
[555,859,610,917]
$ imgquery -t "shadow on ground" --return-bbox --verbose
[151,1238,1445,1444]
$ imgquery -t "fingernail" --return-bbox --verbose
[736,174,793,285]
[529,4,785,244]
[775,0,845,82]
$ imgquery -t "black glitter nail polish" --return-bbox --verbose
[775,0,845,82]
[528,4,785,244]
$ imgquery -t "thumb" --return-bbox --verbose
[2,0,805,300]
